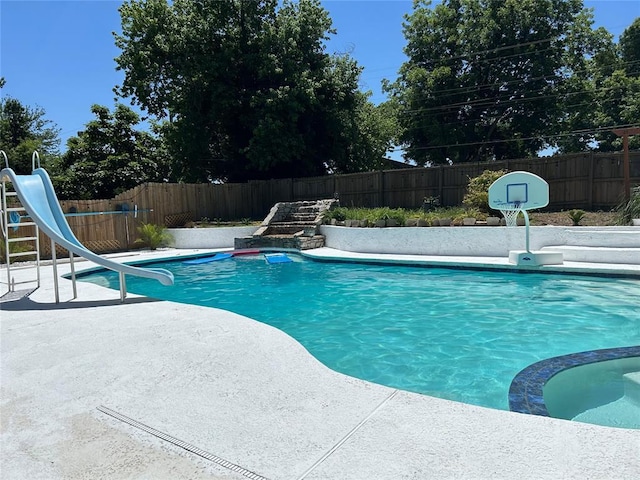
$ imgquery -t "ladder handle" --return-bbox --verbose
[32,151,41,172]
[1,150,7,169]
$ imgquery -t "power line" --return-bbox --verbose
[390,122,639,153]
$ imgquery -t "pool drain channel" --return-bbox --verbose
[97,405,270,480]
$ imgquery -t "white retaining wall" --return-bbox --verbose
[168,226,257,249]
[168,225,640,261]
[319,225,640,257]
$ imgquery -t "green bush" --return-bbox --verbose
[327,207,348,222]
[568,209,586,226]
[462,169,508,214]
[615,186,640,225]
[134,223,172,250]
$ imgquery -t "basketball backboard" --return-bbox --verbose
[488,171,549,211]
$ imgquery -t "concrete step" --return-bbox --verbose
[562,229,640,247]
[540,245,640,264]
[624,371,640,406]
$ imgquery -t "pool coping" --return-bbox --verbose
[302,247,640,278]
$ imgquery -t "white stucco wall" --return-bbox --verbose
[168,226,257,249]
[168,224,639,261]
[319,225,640,257]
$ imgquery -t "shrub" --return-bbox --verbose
[568,209,586,226]
[134,223,172,250]
[615,186,640,225]
[463,169,508,214]
[331,207,348,222]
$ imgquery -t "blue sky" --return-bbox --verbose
[1,0,639,153]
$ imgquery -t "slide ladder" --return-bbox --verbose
[1,163,41,295]
[0,151,173,303]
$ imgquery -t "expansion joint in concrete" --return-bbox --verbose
[296,389,400,480]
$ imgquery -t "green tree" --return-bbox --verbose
[386,0,604,165]
[619,18,640,78]
[0,81,60,174]
[327,93,402,173]
[589,18,640,152]
[114,0,388,182]
[54,104,171,199]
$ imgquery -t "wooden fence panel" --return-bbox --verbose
[592,153,625,208]
[249,178,293,218]
[293,175,336,201]
[335,171,381,207]
[211,183,252,220]
[383,168,440,208]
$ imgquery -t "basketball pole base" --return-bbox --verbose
[508,250,564,266]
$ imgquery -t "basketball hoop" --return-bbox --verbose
[488,171,563,265]
[500,204,521,227]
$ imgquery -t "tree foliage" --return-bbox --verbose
[385,0,619,165]
[0,80,60,174]
[588,18,640,152]
[114,0,388,182]
[54,104,171,199]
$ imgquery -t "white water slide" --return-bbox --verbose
[1,157,173,302]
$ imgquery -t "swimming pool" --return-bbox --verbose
[80,253,640,411]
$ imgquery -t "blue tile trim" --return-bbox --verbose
[509,346,640,416]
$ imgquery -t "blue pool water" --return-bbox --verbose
[81,254,640,410]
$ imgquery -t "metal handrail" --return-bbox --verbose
[32,151,41,172]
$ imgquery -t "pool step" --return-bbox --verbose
[624,371,640,406]
[540,245,640,264]
[562,229,640,247]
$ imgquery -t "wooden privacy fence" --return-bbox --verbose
[37,151,639,255]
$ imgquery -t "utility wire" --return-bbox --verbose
[390,122,639,153]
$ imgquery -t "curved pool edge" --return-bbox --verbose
[509,346,640,416]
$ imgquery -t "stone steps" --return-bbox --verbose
[265,224,316,236]
[234,234,325,250]
[287,213,318,222]
[234,198,338,251]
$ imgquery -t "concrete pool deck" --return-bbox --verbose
[2,249,639,479]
